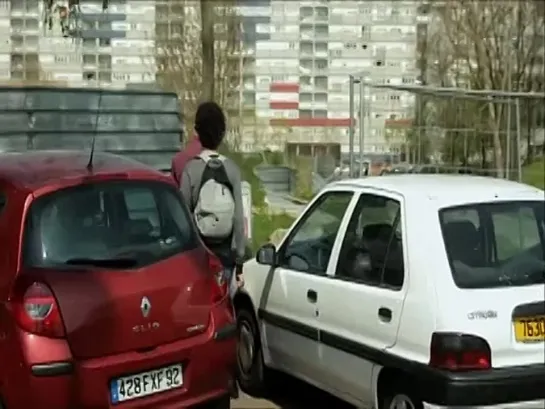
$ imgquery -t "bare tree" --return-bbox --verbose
[150,0,241,140]
[200,0,215,101]
[426,0,543,175]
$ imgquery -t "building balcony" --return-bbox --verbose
[256,49,298,59]
[330,14,372,25]
[373,15,416,25]
[312,101,328,110]
[10,26,40,35]
[299,15,329,25]
[327,32,361,42]
[299,83,313,92]
[242,82,255,91]
[299,31,315,41]
[9,9,40,18]
[243,65,256,74]
[299,0,329,6]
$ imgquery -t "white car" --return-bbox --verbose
[233,175,545,409]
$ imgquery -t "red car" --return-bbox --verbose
[0,150,236,409]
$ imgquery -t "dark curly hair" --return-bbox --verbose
[194,101,226,150]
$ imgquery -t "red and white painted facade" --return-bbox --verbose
[267,81,352,128]
[238,1,421,153]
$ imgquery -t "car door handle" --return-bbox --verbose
[378,307,392,322]
[307,289,317,303]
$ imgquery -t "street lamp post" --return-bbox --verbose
[348,72,368,177]
[359,80,366,174]
[348,75,356,176]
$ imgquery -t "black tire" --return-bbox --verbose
[235,307,268,396]
[381,388,423,409]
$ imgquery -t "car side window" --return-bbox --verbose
[336,193,405,290]
[123,188,160,229]
[492,206,542,262]
[278,191,353,274]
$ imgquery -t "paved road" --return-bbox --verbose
[231,373,354,409]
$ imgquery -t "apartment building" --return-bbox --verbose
[238,0,421,153]
[0,0,156,87]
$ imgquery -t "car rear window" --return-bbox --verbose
[439,201,545,289]
[23,180,197,269]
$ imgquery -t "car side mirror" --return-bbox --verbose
[256,243,276,266]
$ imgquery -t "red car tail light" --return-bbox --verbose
[11,282,66,338]
[429,332,491,371]
[207,252,227,303]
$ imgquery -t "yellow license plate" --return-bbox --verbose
[514,316,545,342]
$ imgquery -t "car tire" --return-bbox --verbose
[235,307,268,396]
[381,390,423,409]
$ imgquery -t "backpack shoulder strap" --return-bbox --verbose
[197,150,232,193]
[197,149,226,164]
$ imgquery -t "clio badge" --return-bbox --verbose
[140,296,151,318]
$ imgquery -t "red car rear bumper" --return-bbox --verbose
[3,324,236,409]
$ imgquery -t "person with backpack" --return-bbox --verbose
[179,102,245,296]
[171,127,202,187]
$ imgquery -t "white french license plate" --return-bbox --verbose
[110,364,183,404]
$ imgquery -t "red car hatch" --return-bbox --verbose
[22,249,223,359]
[15,179,227,359]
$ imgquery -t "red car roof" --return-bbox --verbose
[0,150,173,193]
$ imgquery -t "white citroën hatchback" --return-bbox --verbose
[233,175,545,409]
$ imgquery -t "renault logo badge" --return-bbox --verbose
[140,297,151,318]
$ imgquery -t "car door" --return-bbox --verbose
[318,191,408,407]
[258,189,354,383]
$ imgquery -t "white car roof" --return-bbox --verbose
[330,175,543,205]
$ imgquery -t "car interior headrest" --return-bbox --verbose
[362,223,394,241]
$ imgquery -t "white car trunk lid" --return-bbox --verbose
[439,286,544,368]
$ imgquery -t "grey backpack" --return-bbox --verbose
[193,150,235,240]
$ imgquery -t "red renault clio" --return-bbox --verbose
[0,150,236,409]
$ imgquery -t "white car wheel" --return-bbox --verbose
[235,308,268,395]
[387,393,418,409]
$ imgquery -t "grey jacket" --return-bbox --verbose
[179,153,245,265]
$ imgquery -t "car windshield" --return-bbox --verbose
[439,201,545,289]
[23,180,197,269]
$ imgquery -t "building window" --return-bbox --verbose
[113,73,129,81]
[358,5,371,14]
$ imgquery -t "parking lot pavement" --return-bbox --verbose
[232,393,281,409]
[231,373,355,409]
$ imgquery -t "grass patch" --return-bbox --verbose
[218,147,300,253]
[219,147,266,207]
[250,212,295,252]
[522,158,544,189]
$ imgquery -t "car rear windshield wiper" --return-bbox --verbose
[64,257,138,269]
